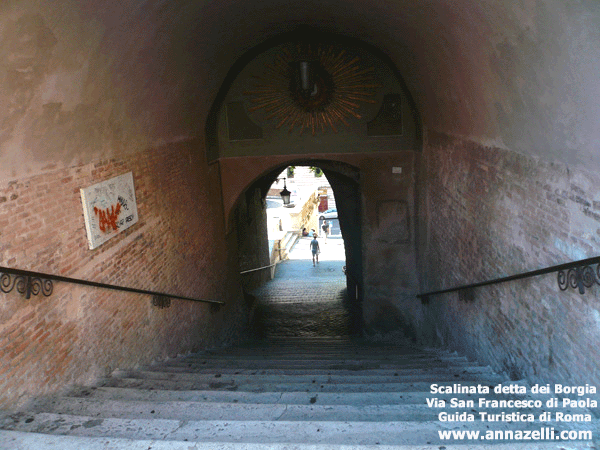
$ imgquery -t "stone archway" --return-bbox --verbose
[227,158,364,337]
[227,159,362,305]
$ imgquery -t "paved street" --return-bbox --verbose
[250,236,360,337]
[288,234,345,262]
[318,217,341,236]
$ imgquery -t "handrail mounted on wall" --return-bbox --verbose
[418,256,600,303]
[0,266,224,308]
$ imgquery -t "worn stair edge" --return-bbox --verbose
[165,355,473,362]
[62,386,529,405]
[1,413,595,445]
[141,366,497,376]
[204,349,453,356]
[2,430,595,450]
[190,345,466,354]
[161,361,476,368]
[180,354,471,362]
[164,360,475,369]
[109,370,505,385]
[196,344,460,352]
[99,378,506,393]
[0,430,596,450]
[25,397,591,423]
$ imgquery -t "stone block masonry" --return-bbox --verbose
[0,140,247,408]
[420,131,600,405]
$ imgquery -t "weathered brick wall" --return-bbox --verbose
[0,140,247,407]
[420,130,600,391]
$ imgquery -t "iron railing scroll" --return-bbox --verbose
[0,272,53,299]
[418,256,600,302]
[557,260,600,295]
[0,266,224,308]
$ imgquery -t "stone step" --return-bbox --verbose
[166,358,472,369]
[66,386,523,405]
[200,342,454,348]
[28,396,576,422]
[110,369,505,386]
[1,412,590,445]
[2,430,595,450]
[100,377,504,393]
[142,365,496,376]
[228,352,460,360]
[187,352,467,360]
[3,336,596,449]
[214,347,433,355]
[180,361,472,371]
[203,342,443,350]
[200,351,461,359]
[196,341,454,353]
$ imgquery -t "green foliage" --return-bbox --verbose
[310,166,323,177]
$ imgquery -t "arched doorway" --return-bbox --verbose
[230,160,363,337]
[208,28,423,342]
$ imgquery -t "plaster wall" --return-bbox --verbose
[3,0,600,171]
[359,152,421,340]
[0,2,183,182]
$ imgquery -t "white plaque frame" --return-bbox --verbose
[80,172,139,249]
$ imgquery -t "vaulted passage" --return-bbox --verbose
[1,1,600,447]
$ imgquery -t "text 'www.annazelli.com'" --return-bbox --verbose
[439,428,593,441]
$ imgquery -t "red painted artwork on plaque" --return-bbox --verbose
[94,203,122,233]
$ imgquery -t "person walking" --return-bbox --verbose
[310,233,320,266]
[321,220,330,243]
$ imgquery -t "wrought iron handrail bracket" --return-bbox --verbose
[0,266,224,307]
[418,256,600,303]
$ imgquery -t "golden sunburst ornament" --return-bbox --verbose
[245,44,380,135]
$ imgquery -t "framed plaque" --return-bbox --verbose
[80,172,139,249]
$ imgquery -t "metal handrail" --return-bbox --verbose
[0,265,224,306]
[239,263,277,274]
[417,255,600,301]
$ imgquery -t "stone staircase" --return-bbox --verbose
[1,336,597,449]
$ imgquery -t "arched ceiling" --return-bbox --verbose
[1,0,599,180]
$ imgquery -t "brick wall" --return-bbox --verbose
[0,140,247,407]
[420,130,600,393]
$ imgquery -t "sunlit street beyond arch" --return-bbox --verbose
[250,234,360,338]
[289,233,346,262]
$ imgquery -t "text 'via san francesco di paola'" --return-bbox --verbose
[428,383,597,423]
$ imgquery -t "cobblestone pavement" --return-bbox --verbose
[250,236,360,337]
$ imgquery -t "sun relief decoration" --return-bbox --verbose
[245,44,380,135]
